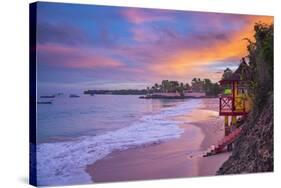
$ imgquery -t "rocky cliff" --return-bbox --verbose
[217,94,273,174]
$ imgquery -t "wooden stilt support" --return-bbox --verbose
[223,115,238,152]
[227,116,237,151]
[224,116,230,136]
[231,116,237,126]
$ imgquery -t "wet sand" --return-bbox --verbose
[86,98,230,182]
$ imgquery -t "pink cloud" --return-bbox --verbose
[122,8,172,24]
[37,44,124,69]
[37,44,78,54]
[66,55,123,69]
[131,26,160,42]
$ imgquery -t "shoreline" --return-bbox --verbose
[85,98,230,182]
[139,95,217,99]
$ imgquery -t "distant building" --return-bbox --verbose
[150,92,181,97]
[184,90,206,98]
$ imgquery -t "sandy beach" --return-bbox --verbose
[86,98,231,182]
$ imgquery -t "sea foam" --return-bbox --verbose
[36,99,201,186]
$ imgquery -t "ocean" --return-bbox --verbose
[36,95,202,185]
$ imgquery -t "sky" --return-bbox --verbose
[35,2,273,94]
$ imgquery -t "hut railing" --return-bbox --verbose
[219,95,233,113]
[219,95,246,114]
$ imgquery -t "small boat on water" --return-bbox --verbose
[40,95,55,98]
[69,94,80,98]
[37,101,52,104]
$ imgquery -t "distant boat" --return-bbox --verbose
[37,101,52,104]
[40,95,55,98]
[69,94,80,98]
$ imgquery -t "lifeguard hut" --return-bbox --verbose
[218,60,252,150]
[204,59,252,157]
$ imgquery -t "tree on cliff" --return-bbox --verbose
[245,23,273,116]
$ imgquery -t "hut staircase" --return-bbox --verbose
[203,127,242,157]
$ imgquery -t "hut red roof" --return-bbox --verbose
[219,60,250,85]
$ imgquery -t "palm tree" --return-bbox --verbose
[159,84,164,93]
[185,83,191,90]
[161,80,169,93]
[170,81,179,92]
[146,87,150,94]
[203,78,212,94]
[154,83,159,92]
[192,78,197,84]
[178,82,185,96]
[180,82,184,88]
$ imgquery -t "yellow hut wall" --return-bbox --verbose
[234,82,238,97]
[234,81,253,113]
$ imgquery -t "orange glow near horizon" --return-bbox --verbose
[150,16,273,82]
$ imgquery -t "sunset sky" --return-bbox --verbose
[36,2,273,94]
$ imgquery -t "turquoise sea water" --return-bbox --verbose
[36,95,202,185]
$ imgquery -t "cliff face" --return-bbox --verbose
[217,94,273,174]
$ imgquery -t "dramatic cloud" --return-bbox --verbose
[146,15,273,79]
[35,2,273,92]
[37,22,89,45]
[37,44,124,69]
[122,8,173,24]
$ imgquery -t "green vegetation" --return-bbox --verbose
[244,23,273,116]
[147,78,221,97]
[84,78,222,97]
[147,80,189,97]
[224,89,232,95]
